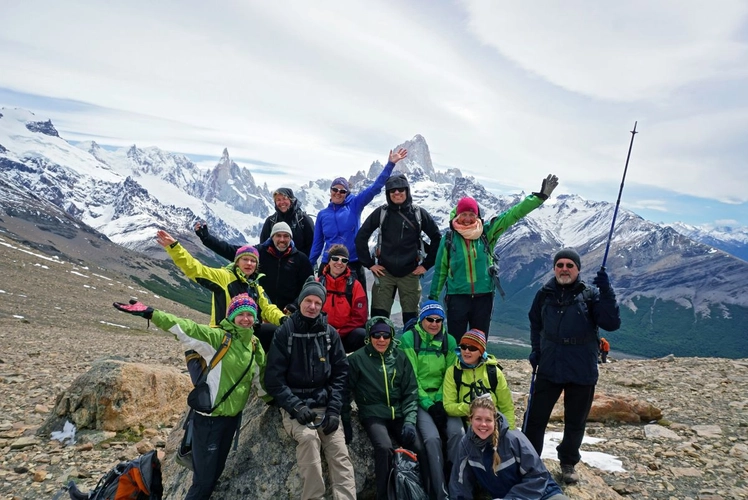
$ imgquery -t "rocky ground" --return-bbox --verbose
[1,236,748,499]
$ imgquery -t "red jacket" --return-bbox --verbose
[321,267,368,336]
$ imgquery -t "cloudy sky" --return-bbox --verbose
[1,1,747,226]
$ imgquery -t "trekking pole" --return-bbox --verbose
[601,121,638,270]
[521,367,537,434]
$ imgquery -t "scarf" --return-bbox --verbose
[454,219,484,241]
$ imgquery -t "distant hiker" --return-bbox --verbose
[599,337,610,363]
[343,316,424,500]
[450,396,569,500]
[308,148,408,290]
[523,248,621,484]
[355,173,442,324]
[442,329,515,468]
[157,230,285,352]
[318,244,367,353]
[194,221,313,311]
[260,187,315,258]
[399,300,458,500]
[264,278,356,500]
[113,294,267,500]
[428,175,558,342]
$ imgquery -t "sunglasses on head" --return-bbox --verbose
[330,187,348,194]
[329,255,349,264]
[388,188,407,194]
[371,332,392,340]
[424,317,443,324]
[459,344,479,352]
[556,262,576,269]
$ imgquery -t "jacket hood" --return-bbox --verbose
[218,317,256,344]
[273,187,296,202]
[385,174,413,208]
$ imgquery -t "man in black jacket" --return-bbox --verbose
[523,248,621,485]
[195,221,313,311]
[355,174,442,324]
[260,187,315,257]
[265,278,356,500]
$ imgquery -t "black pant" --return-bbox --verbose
[522,376,595,466]
[185,412,241,500]
[341,327,366,353]
[363,417,425,500]
[254,323,280,353]
[445,293,494,343]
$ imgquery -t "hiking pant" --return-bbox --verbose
[522,376,596,466]
[416,408,450,500]
[185,412,241,500]
[445,293,494,343]
[445,416,466,467]
[255,322,280,353]
[282,409,356,500]
[370,270,421,320]
[362,417,425,500]
[341,327,366,353]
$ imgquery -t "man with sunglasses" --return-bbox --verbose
[355,173,442,324]
[309,148,408,290]
[523,248,621,485]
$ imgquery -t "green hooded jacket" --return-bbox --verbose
[429,194,544,298]
[399,323,457,410]
[151,310,268,417]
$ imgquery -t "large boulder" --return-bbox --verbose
[39,359,191,434]
[550,392,662,423]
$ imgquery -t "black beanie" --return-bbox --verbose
[553,248,581,271]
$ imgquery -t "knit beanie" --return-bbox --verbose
[330,177,351,192]
[553,248,581,271]
[368,320,393,337]
[298,276,327,303]
[328,244,349,259]
[234,245,259,264]
[270,222,292,238]
[456,197,479,215]
[419,300,445,322]
[461,329,487,354]
[227,294,258,322]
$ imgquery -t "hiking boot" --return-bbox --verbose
[560,464,579,484]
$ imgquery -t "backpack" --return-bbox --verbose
[57,450,163,500]
[376,205,428,263]
[185,332,232,385]
[443,230,505,300]
[403,319,449,357]
[318,273,355,307]
[387,448,428,500]
[453,362,503,403]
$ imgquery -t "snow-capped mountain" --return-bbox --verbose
[2,107,747,358]
[667,222,748,262]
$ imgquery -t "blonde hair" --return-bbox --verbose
[469,395,501,473]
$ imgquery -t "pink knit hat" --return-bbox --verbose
[456,197,479,215]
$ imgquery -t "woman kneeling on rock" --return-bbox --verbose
[113,294,267,500]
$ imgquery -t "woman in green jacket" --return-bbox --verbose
[443,328,515,467]
[113,294,266,500]
[344,316,423,500]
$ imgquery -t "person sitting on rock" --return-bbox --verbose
[113,294,267,500]
[442,328,515,469]
[156,230,285,352]
[450,395,569,500]
[343,316,424,499]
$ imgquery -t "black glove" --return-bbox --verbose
[321,414,340,436]
[427,402,448,430]
[194,221,209,239]
[113,299,154,320]
[528,351,540,370]
[400,423,417,448]
[283,303,298,315]
[293,405,316,425]
[343,421,353,444]
[592,269,611,290]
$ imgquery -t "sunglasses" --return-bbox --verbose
[424,317,443,324]
[459,344,480,352]
[329,255,349,264]
[371,332,392,340]
[556,262,576,269]
[388,188,407,194]
[330,187,349,194]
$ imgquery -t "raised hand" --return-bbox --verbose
[540,174,559,198]
[155,230,176,248]
[194,221,209,239]
[113,299,154,320]
[592,269,611,290]
[389,148,408,164]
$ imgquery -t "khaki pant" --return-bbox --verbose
[282,409,356,500]
[371,270,421,317]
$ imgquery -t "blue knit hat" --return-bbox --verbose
[419,300,445,322]
[330,177,350,192]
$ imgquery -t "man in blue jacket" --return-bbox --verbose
[523,248,621,485]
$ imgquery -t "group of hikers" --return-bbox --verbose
[112,147,622,500]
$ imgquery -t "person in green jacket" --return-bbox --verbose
[400,300,458,500]
[156,229,285,352]
[343,316,423,500]
[428,175,558,342]
[443,328,515,467]
[113,294,266,500]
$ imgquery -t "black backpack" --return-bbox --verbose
[387,448,428,500]
[453,362,503,403]
[318,273,355,306]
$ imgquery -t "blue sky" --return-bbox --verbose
[1,1,747,227]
